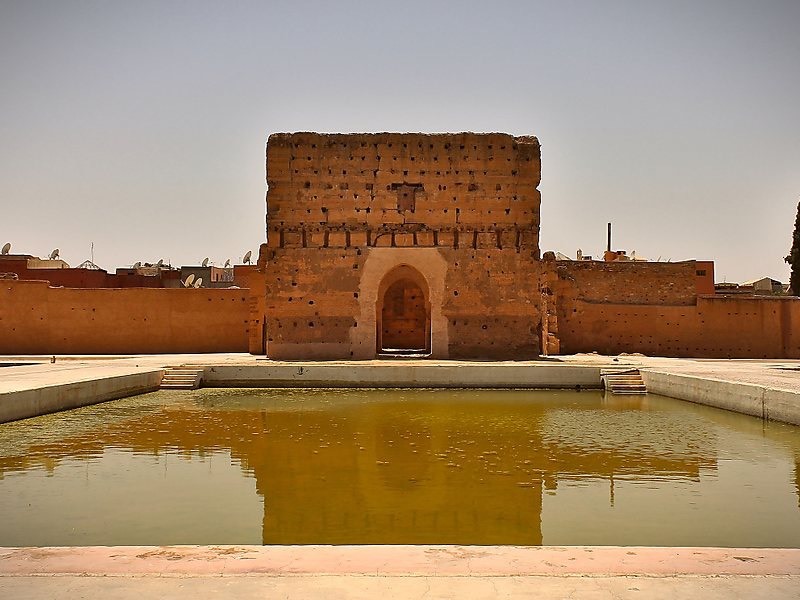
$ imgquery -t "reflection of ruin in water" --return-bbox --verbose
[0,389,798,546]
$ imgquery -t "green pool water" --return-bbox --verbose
[0,388,799,547]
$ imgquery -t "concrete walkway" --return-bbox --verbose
[0,358,163,422]
[3,351,798,388]
[559,354,800,424]
[559,353,800,393]
[1,545,798,599]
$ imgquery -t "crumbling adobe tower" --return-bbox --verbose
[249,132,543,359]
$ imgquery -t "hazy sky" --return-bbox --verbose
[1,0,798,282]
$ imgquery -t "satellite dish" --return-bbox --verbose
[1,242,10,255]
[49,248,60,260]
[201,257,209,267]
[224,259,231,268]
[156,258,164,267]
[133,261,141,268]
[243,250,252,264]
[193,278,203,288]
[183,273,196,288]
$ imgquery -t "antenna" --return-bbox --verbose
[201,257,209,267]
[49,248,60,260]
[243,250,252,264]
[193,277,203,288]
[182,273,196,288]
[224,259,231,268]
[1,242,10,255]
[156,258,164,267]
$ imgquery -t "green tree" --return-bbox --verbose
[787,200,800,296]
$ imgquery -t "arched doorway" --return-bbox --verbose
[376,266,431,355]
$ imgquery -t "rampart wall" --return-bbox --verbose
[0,281,249,354]
[556,296,799,358]
[547,261,799,358]
[549,260,698,306]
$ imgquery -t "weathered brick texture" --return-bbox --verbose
[253,132,543,359]
[551,261,697,306]
[265,132,540,254]
[0,281,249,354]
[544,260,800,358]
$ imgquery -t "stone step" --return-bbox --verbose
[160,366,204,390]
[602,369,647,395]
[165,370,204,376]
[612,385,647,393]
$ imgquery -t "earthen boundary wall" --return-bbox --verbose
[0,281,250,354]
[553,276,799,359]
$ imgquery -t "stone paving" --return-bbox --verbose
[4,573,798,599]
[1,545,799,600]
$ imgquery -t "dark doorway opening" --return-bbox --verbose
[376,268,431,357]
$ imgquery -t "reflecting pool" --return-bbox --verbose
[0,388,799,547]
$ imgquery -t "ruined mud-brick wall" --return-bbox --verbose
[439,249,542,359]
[546,260,800,358]
[541,260,698,356]
[0,280,250,354]
[552,261,698,307]
[252,132,542,359]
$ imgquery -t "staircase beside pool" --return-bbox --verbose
[601,368,647,395]
[160,367,204,390]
